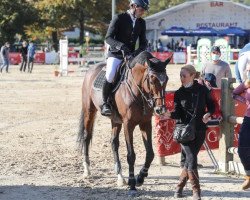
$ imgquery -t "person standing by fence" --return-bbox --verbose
[27,41,36,73]
[165,65,215,200]
[20,41,28,72]
[235,43,250,83]
[201,46,232,88]
[0,42,10,73]
[233,62,250,190]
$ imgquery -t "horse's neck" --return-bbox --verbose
[124,65,147,97]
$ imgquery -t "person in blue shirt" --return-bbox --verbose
[27,41,36,73]
[235,43,250,83]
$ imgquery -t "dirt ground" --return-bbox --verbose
[0,64,249,200]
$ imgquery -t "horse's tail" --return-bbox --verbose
[77,110,85,153]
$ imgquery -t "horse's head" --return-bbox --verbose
[129,51,171,116]
[130,51,172,115]
[144,55,171,116]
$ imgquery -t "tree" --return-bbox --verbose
[0,0,38,45]
[149,0,186,15]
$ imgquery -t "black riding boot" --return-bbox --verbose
[101,80,112,116]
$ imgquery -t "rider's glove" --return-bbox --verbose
[120,45,131,57]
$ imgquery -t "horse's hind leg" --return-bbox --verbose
[78,100,97,178]
[111,121,126,186]
[136,121,155,187]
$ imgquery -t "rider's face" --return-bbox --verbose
[134,6,145,18]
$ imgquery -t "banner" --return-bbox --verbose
[151,52,187,64]
[34,52,45,64]
[155,89,246,156]
[9,53,21,65]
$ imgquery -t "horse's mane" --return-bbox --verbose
[130,51,166,73]
[130,51,153,67]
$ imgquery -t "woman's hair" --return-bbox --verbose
[181,64,200,79]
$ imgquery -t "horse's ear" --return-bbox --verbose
[164,53,173,66]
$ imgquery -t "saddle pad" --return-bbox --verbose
[93,70,106,90]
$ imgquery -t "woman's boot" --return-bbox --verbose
[174,168,188,198]
[242,176,250,190]
[188,170,201,200]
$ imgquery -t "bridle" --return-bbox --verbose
[144,70,168,108]
[125,65,167,113]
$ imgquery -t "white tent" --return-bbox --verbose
[145,0,250,43]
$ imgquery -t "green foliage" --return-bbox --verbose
[0,0,38,44]
[148,0,186,15]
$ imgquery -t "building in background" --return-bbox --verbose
[145,0,250,49]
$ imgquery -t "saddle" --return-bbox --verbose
[93,60,128,93]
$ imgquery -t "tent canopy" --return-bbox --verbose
[218,27,247,36]
[188,27,219,36]
[161,26,189,36]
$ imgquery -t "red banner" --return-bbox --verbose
[156,89,246,156]
[9,53,22,65]
[34,52,45,64]
[151,52,174,63]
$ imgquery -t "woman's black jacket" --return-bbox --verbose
[105,12,147,59]
[171,80,215,131]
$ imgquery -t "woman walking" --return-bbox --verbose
[165,65,215,200]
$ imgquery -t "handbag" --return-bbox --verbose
[173,93,199,143]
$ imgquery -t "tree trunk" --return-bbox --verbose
[79,12,85,45]
[52,31,59,52]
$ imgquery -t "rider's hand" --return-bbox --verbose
[121,45,131,57]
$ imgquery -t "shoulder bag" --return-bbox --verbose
[173,93,199,143]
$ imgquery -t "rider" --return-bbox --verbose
[101,0,149,116]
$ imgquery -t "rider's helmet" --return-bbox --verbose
[130,0,149,11]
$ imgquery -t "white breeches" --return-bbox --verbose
[105,57,123,83]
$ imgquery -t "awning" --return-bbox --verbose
[188,27,219,36]
[218,27,247,36]
[161,26,189,36]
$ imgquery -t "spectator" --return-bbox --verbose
[203,73,223,128]
[27,41,36,73]
[235,42,250,83]
[232,62,250,190]
[157,39,163,52]
[178,38,186,51]
[164,65,215,200]
[0,42,10,73]
[20,41,28,72]
[201,46,232,88]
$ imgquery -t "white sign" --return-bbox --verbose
[59,39,68,76]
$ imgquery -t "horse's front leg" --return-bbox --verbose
[136,121,154,187]
[124,122,138,196]
[111,121,126,186]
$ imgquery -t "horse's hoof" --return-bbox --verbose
[128,189,139,197]
[83,171,91,178]
[117,177,127,187]
[135,174,144,187]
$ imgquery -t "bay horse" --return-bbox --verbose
[78,51,171,195]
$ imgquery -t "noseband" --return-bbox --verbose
[145,70,168,108]
[125,66,167,110]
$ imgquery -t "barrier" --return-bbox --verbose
[151,52,186,64]
[219,78,245,174]
[9,53,22,65]
[155,78,246,173]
